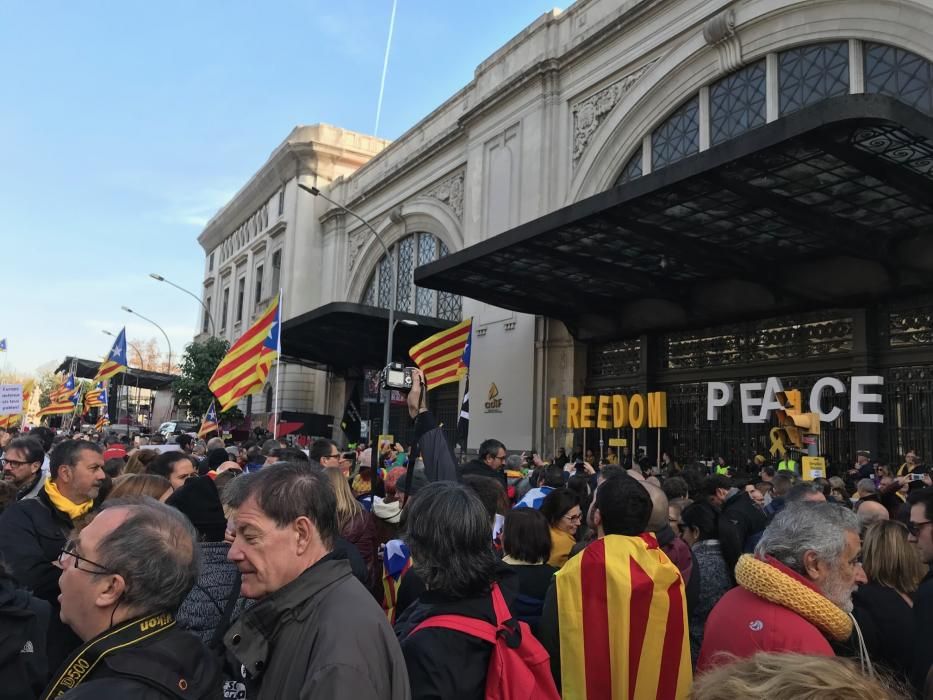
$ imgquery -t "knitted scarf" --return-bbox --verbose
[735,554,853,641]
[44,479,94,520]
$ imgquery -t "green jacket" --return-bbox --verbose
[224,555,410,700]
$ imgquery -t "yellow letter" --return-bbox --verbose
[580,395,596,429]
[549,397,560,429]
[630,394,646,429]
[647,391,668,428]
[613,394,628,428]
[567,396,581,429]
[597,395,612,429]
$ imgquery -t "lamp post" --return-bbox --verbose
[149,273,215,336]
[299,183,407,437]
[121,306,173,374]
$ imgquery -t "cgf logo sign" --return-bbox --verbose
[484,383,503,413]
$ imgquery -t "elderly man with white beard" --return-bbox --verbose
[698,503,864,671]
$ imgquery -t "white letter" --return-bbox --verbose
[809,377,845,422]
[757,377,785,422]
[739,382,765,424]
[851,376,884,423]
[707,382,733,421]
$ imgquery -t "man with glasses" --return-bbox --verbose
[310,438,341,468]
[909,488,933,689]
[44,499,220,698]
[0,439,106,668]
[1,436,45,500]
[458,437,508,489]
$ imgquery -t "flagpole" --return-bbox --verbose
[273,288,284,440]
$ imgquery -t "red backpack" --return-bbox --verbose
[410,583,561,700]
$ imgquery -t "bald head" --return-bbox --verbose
[642,480,670,533]
[857,500,889,532]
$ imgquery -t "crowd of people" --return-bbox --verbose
[0,372,931,699]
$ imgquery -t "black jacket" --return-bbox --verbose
[53,623,222,699]
[0,487,82,669]
[394,565,519,700]
[719,490,768,576]
[852,582,915,689]
[0,573,50,700]
[457,459,507,490]
[912,571,933,692]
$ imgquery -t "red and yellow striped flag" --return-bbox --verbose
[556,534,692,700]
[209,295,280,411]
[407,318,471,390]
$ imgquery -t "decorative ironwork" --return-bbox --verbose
[778,42,849,117]
[589,340,641,379]
[890,310,933,347]
[436,240,462,321]
[651,97,700,170]
[396,236,414,312]
[661,315,853,369]
[883,366,933,462]
[616,151,643,186]
[363,278,375,306]
[864,43,933,116]
[416,233,437,316]
[710,60,766,146]
[377,253,392,308]
[851,123,933,180]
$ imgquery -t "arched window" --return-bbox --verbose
[362,232,462,321]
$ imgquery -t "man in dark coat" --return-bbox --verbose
[44,499,220,698]
[457,438,508,489]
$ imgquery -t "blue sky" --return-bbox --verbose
[0,0,558,374]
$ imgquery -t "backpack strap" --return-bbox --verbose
[411,614,497,643]
[489,583,511,627]
[209,571,242,650]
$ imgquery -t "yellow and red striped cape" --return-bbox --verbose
[556,534,692,700]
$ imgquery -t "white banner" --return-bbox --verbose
[0,384,23,415]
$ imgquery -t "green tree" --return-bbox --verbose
[172,337,243,420]
[36,371,59,410]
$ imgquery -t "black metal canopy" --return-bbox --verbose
[281,302,455,372]
[415,95,933,340]
[57,357,175,390]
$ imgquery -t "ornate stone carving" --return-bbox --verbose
[425,171,464,220]
[346,227,369,273]
[703,9,743,73]
[571,59,660,165]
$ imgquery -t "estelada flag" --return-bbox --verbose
[209,294,280,411]
[94,328,128,383]
[408,317,471,390]
[556,534,692,700]
[39,374,78,417]
[198,400,219,438]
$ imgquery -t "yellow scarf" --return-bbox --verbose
[44,480,94,520]
[735,554,852,641]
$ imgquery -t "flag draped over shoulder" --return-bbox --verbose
[95,328,128,383]
[209,295,280,411]
[198,401,219,438]
[556,534,692,700]
[408,318,471,390]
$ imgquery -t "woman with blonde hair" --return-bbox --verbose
[690,652,904,699]
[124,448,159,475]
[852,519,925,687]
[106,473,173,502]
[324,466,379,591]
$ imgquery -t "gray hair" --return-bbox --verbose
[756,503,859,574]
[505,454,523,471]
[96,498,199,615]
[226,462,337,548]
[404,481,497,598]
[857,478,878,495]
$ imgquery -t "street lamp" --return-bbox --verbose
[121,306,173,373]
[149,273,215,336]
[299,183,405,436]
[102,330,144,368]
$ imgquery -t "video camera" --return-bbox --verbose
[381,362,416,393]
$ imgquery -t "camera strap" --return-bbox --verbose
[42,612,176,698]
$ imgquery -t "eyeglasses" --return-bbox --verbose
[57,540,114,574]
[908,521,933,537]
[563,513,583,523]
[0,458,33,468]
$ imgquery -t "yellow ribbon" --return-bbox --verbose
[44,480,94,521]
[769,427,787,457]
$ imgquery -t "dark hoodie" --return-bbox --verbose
[0,571,50,700]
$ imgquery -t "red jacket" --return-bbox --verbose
[697,556,835,672]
